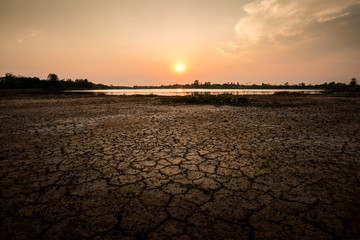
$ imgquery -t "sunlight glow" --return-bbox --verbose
[177,88,183,93]
[175,64,185,73]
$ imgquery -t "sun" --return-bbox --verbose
[175,64,185,73]
[176,64,184,71]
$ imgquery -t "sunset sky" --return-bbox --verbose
[1,0,359,86]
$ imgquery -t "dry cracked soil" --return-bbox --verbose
[0,94,360,239]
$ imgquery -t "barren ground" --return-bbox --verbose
[1,94,359,239]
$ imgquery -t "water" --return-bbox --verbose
[65,89,324,96]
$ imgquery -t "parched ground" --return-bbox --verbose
[0,94,359,239]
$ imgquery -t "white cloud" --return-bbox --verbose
[219,0,360,55]
[16,29,40,44]
[28,29,40,37]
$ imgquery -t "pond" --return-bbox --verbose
[64,89,324,96]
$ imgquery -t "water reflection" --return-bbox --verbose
[65,89,324,96]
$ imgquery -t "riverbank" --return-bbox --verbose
[1,94,359,239]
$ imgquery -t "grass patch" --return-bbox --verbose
[274,91,305,96]
[133,94,158,97]
[161,93,252,106]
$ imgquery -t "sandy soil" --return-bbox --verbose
[0,94,360,239]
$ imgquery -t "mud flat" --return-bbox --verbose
[1,94,359,239]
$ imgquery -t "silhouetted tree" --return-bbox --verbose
[350,78,357,86]
[204,82,211,87]
[5,73,15,79]
[47,73,59,82]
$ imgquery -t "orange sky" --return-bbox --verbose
[1,0,359,86]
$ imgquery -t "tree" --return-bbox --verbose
[204,82,211,87]
[5,73,15,79]
[46,73,60,89]
[47,73,59,82]
[350,78,357,86]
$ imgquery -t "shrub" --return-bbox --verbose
[162,93,251,106]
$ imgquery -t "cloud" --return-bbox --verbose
[16,29,40,44]
[218,0,360,55]
[28,29,40,37]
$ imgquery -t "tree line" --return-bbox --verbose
[0,73,358,92]
[134,79,359,92]
[0,73,114,90]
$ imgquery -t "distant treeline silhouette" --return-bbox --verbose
[0,73,358,93]
[324,78,359,93]
[134,79,359,93]
[135,80,322,89]
[0,73,113,90]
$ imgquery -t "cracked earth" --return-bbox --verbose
[1,95,360,239]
